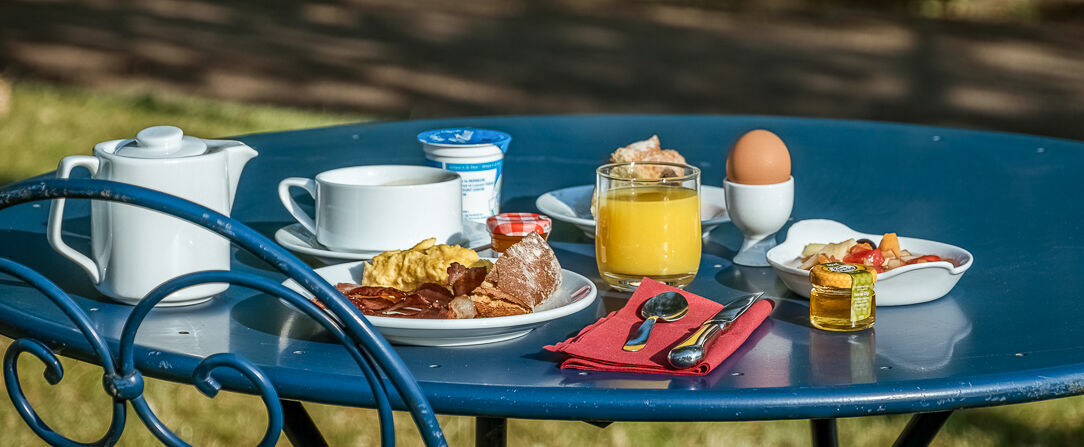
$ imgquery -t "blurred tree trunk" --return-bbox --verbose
[0,77,9,116]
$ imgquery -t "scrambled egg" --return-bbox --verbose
[362,238,488,291]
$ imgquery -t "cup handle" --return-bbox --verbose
[278,177,318,236]
[47,156,102,284]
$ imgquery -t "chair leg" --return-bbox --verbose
[476,416,507,447]
[810,418,839,447]
[281,399,329,447]
[892,411,953,447]
[583,419,614,429]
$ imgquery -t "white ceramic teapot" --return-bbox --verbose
[47,126,258,306]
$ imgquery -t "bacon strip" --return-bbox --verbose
[447,262,488,296]
[330,282,454,319]
[321,262,488,319]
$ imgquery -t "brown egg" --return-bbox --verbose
[725,129,791,185]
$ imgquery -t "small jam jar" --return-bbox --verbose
[487,213,552,253]
[809,262,877,331]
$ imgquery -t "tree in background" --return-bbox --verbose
[0,78,9,116]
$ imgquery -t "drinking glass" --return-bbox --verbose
[595,162,701,291]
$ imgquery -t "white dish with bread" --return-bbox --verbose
[766,219,973,306]
[536,135,728,239]
[282,234,597,346]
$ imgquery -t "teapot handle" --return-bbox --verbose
[278,177,318,236]
[47,156,102,284]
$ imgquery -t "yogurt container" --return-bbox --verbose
[419,128,511,223]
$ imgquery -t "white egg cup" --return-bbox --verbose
[723,177,794,267]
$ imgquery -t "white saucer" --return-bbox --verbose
[535,184,729,239]
[282,259,598,346]
[274,222,492,264]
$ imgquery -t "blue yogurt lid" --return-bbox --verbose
[417,128,511,153]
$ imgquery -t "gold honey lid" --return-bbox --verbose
[810,262,877,289]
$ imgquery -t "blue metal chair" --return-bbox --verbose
[0,178,448,447]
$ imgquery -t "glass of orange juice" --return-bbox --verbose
[595,162,701,291]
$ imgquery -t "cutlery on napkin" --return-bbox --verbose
[544,278,774,375]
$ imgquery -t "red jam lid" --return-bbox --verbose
[487,213,552,236]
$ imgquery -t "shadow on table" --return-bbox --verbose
[231,293,337,344]
[0,227,109,302]
[229,220,315,269]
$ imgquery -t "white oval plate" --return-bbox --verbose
[274,222,491,264]
[282,260,598,346]
[535,184,729,239]
[766,219,973,306]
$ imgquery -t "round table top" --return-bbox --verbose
[2,115,1083,421]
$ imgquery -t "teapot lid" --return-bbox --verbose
[114,126,208,159]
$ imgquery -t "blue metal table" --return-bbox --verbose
[1,115,1082,446]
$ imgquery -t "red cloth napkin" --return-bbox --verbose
[544,278,774,375]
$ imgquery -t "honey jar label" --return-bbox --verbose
[848,271,874,322]
[820,263,874,322]
[825,263,858,274]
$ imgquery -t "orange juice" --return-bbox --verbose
[596,185,701,285]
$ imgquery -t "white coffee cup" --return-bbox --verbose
[278,165,463,252]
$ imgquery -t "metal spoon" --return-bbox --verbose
[622,291,689,352]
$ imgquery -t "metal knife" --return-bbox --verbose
[667,292,764,369]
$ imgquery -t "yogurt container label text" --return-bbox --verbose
[419,128,511,223]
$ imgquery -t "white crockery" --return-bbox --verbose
[724,177,794,267]
[279,165,463,253]
[282,259,598,346]
[419,128,510,223]
[274,221,492,264]
[766,219,974,306]
[535,184,729,239]
[48,126,259,305]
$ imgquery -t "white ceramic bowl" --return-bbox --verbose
[282,259,597,346]
[535,184,729,239]
[766,219,973,306]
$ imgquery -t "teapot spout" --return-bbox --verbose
[223,143,259,208]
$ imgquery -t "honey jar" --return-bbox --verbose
[809,262,876,331]
[486,213,552,253]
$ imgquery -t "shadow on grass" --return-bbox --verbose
[943,403,1084,446]
[1,1,1082,140]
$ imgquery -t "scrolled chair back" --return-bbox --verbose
[0,178,447,447]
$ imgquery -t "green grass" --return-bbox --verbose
[0,80,363,185]
[3,79,1084,446]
